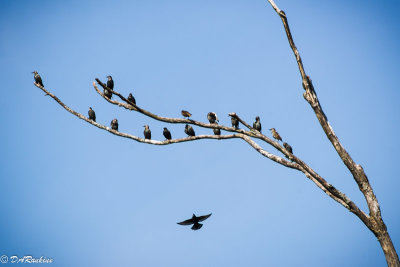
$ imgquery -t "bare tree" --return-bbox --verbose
[33,1,399,266]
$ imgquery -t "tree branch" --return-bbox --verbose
[54,77,371,229]
[35,82,365,222]
[93,80,259,137]
[93,80,303,162]
[266,0,399,265]
[34,83,242,145]
[266,0,381,220]
[31,1,399,265]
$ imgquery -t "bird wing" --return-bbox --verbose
[107,80,114,89]
[177,218,195,225]
[197,213,212,222]
[36,75,43,86]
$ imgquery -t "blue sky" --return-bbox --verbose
[1,0,399,266]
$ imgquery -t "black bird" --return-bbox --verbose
[177,213,212,230]
[103,75,114,99]
[106,75,114,90]
[111,119,118,131]
[127,93,136,105]
[253,116,262,132]
[181,110,192,119]
[184,124,195,136]
[143,125,151,139]
[283,142,293,154]
[104,88,112,99]
[213,127,221,135]
[231,116,239,129]
[207,112,219,124]
[270,128,282,142]
[32,71,44,87]
[163,127,172,140]
[213,123,221,135]
[88,107,96,122]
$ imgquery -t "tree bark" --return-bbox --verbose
[265,0,399,265]
[374,222,400,267]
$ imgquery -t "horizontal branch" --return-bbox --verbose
[35,76,371,231]
[34,83,241,145]
[34,80,369,232]
[93,80,258,136]
[93,80,300,160]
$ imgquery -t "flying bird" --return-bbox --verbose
[184,124,195,136]
[106,75,114,90]
[181,110,192,119]
[177,213,212,230]
[163,127,172,140]
[270,128,282,142]
[111,119,118,131]
[32,71,44,87]
[88,107,96,122]
[253,116,262,132]
[207,112,219,124]
[127,93,136,105]
[143,125,151,140]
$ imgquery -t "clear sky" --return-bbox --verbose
[1,0,399,266]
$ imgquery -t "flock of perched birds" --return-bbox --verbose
[32,71,293,156]
[33,71,294,230]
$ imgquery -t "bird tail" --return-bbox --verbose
[191,223,203,230]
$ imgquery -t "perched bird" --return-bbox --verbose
[143,125,151,140]
[270,128,282,142]
[88,107,96,122]
[283,142,293,154]
[184,124,195,136]
[111,119,118,131]
[213,126,221,135]
[283,142,293,160]
[181,110,192,119]
[163,127,172,140]
[207,112,219,124]
[103,75,114,99]
[127,93,136,105]
[106,75,114,90]
[32,71,44,87]
[231,116,239,129]
[213,122,221,135]
[104,88,112,99]
[177,213,212,230]
[253,116,262,132]
[103,88,112,99]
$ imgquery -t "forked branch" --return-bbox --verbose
[265,0,399,265]
[34,81,369,232]
[32,1,399,265]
